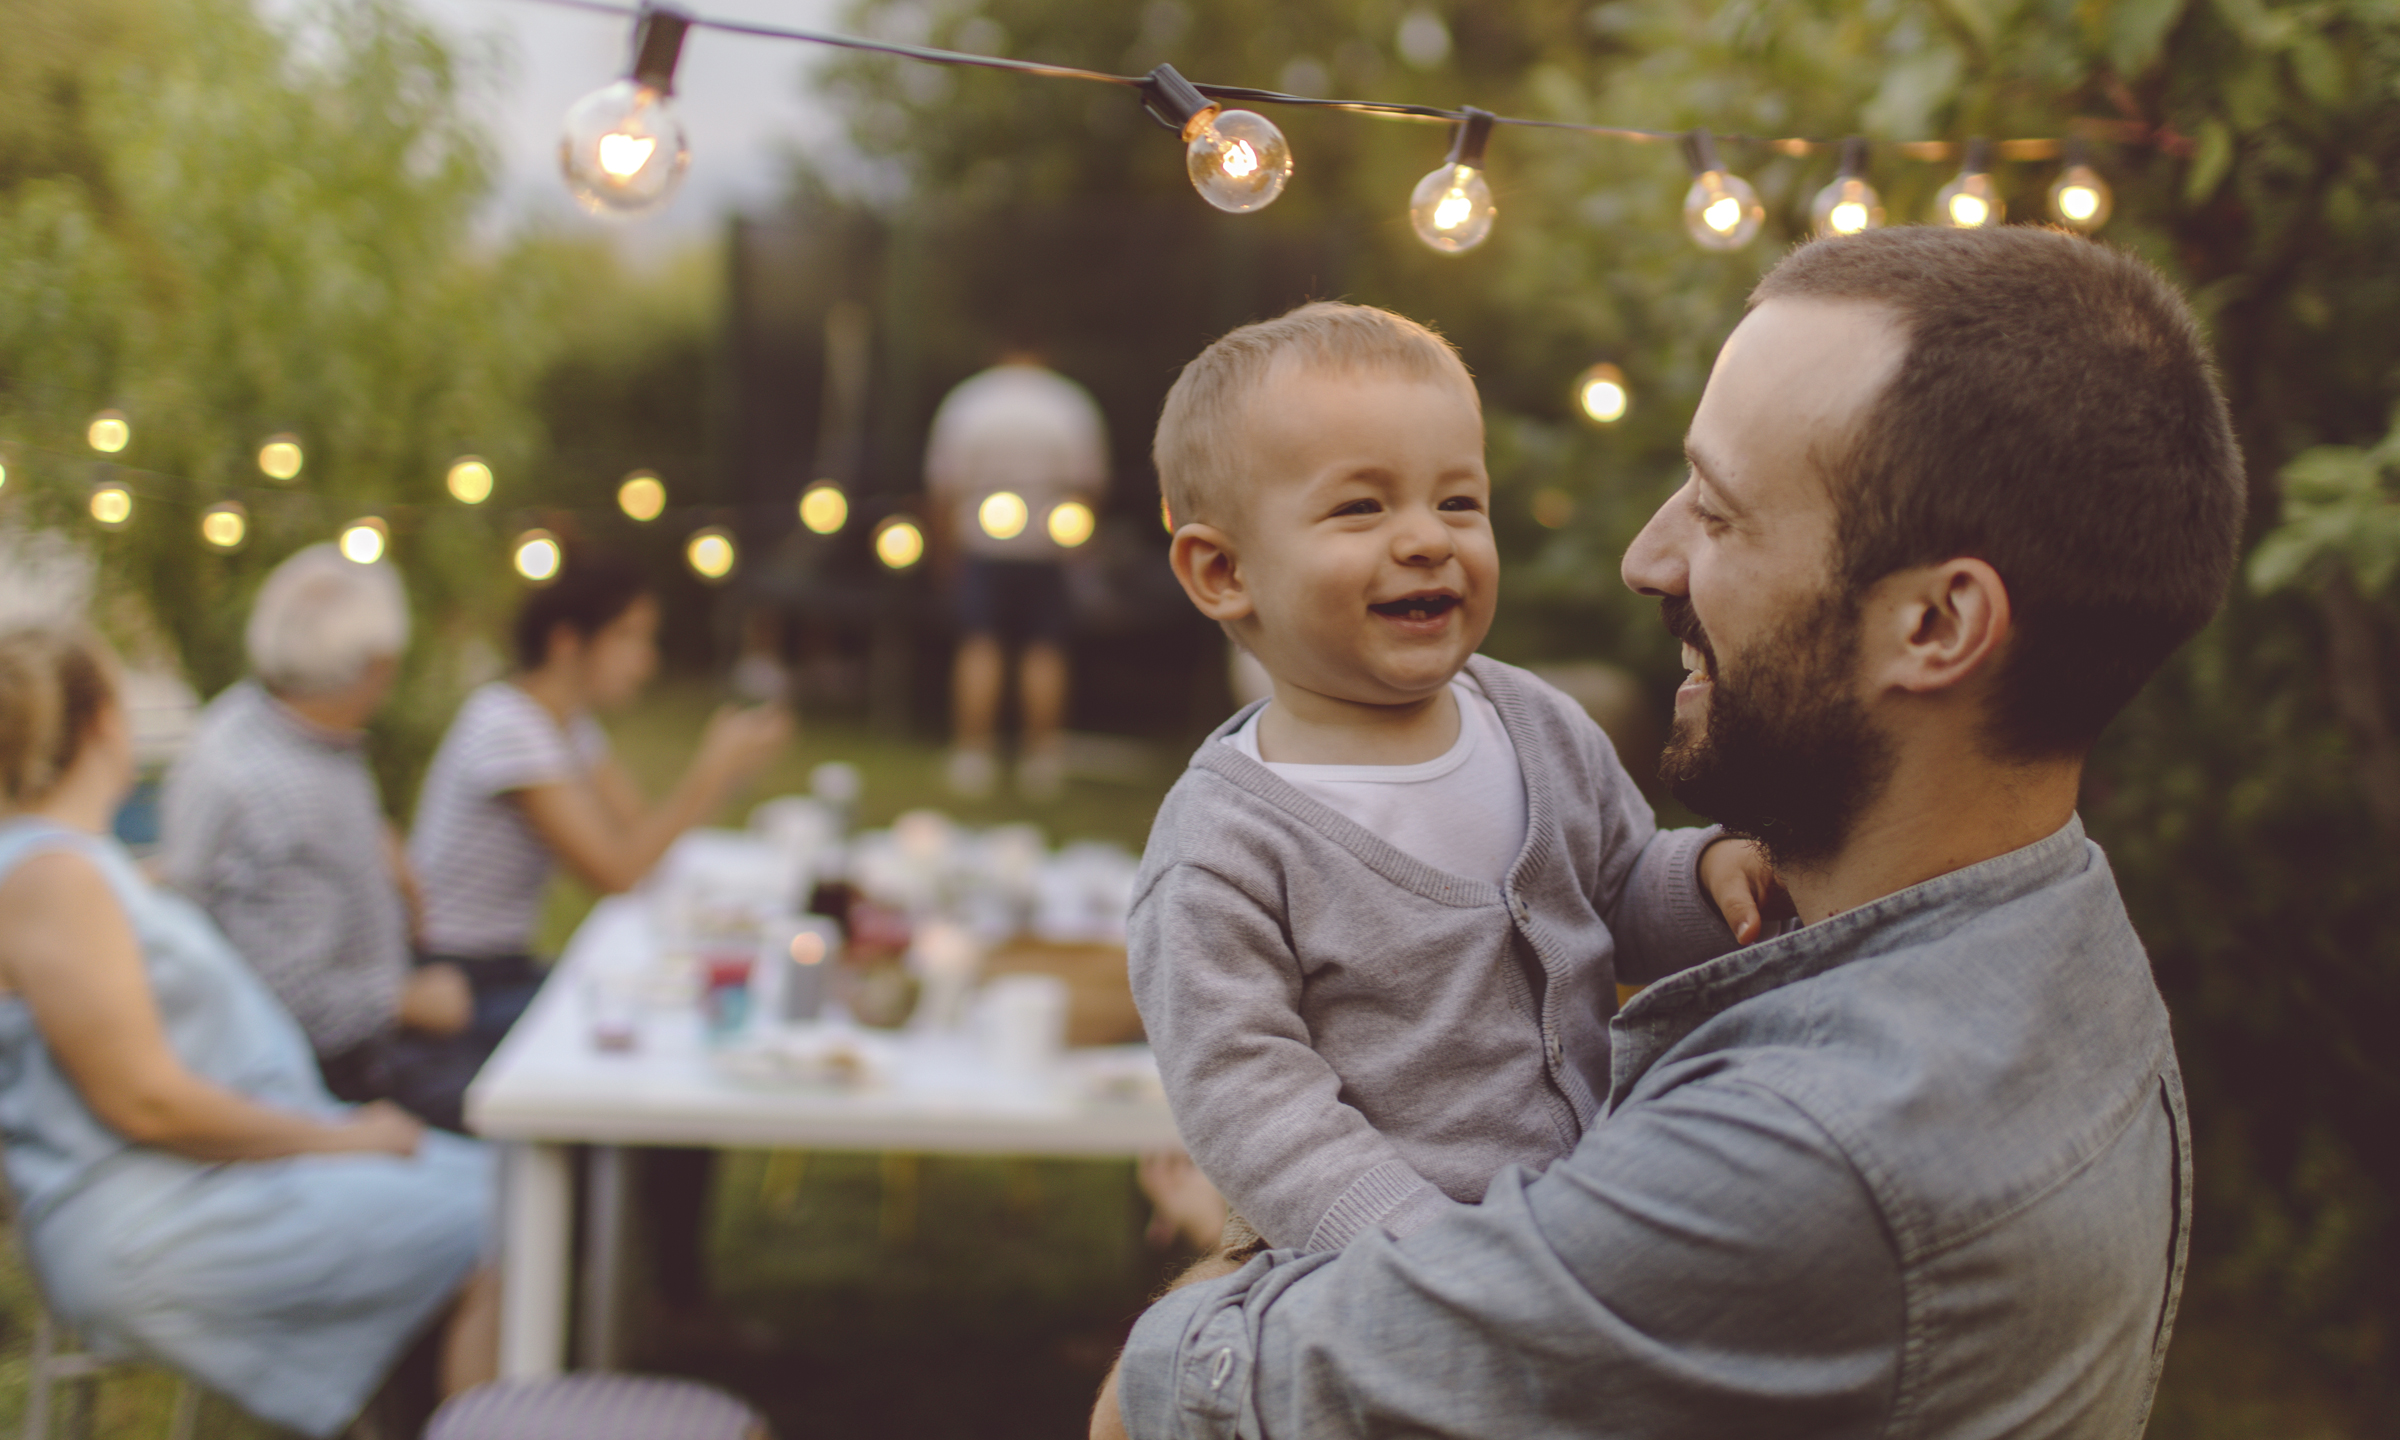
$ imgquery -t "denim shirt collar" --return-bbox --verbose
[1607,813,2091,1109]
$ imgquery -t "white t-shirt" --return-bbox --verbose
[409,682,610,958]
[1224,678,1528,885]
[924,364,1109,561]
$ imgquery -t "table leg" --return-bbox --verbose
[500,1142,572,1379]
[578,1145,631,1371]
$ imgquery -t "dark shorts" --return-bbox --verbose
[957,557,1071,646]
[324,954,546,1134]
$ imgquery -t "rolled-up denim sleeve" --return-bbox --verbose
[1116,1076,1901,1439]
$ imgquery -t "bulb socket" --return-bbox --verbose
[1142,64,1219,135]
[1445,108,1496,169]
[629,4,693,94]
[1681,129,1724,178]
[1838,135,1870,180]
[1959,136,1994,177]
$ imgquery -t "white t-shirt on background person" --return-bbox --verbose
[409,681,609,959]
[1224,677,1529,886]
[925,363,1109,562]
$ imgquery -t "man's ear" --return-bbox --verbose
[1169,524,1253,625]
[1867,558,2012,696]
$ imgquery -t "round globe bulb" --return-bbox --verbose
[339,518,387,566]
[1936,171,2004,228]
[1682,171,1764,251]
[200,502,247,552]
[1574,363,1629,425]
[618,471,666,522]
[447,457,494,506]
[978,490,1029,540]
[514,529,562,583]
[87,411,130,455]
[2048,164,2112,231]
[1046,500,1096,548]
[1809,175,1884,237]
[685,527,735,582]
[1185,108,1292,214]
[258,435,304,481]
[89,485,133,528]
[798,484,848,535]
[560,79,691,219]
[1409,163,1496,254]
[875,517,926,570]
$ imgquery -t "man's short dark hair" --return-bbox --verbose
[512,546,650,672]
[1753,226,2245,759]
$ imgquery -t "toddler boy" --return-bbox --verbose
[1129,302,1772,1253]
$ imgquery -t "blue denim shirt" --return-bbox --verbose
[1118,816,2190,1438]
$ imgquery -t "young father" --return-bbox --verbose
[1094,224,2244,1437]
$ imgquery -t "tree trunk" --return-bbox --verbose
[2319,565,2400,845]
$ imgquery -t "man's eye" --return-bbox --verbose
[1437,495,1484,512]
[1331,498,1381,517]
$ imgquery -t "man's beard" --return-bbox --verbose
[1657,592,1894,872]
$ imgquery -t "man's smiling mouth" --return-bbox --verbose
[1369,594,1460,622]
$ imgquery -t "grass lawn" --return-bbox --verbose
[0,683,2371,1436]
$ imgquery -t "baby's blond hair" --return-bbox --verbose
[1153,301,1478,531]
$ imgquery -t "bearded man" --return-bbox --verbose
[1092,224,2244,1439]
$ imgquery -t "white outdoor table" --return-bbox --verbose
[465,879,1181,1379]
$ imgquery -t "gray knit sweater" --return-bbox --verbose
[1129,656,1734,1252]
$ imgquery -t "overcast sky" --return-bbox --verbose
[401,0,848,251]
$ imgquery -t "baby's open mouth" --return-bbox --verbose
[1370,594,1460,622]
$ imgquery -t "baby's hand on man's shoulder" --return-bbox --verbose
[1699,837,1792,946]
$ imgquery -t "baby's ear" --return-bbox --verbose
[1170,524,1252,623]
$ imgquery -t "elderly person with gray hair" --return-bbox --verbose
[160,544,471,1117]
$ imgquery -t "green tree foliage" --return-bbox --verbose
[0,0,565,803]
[822,0,2400,1422]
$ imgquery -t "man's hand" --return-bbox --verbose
[397,962,473,1037]
[1138,1149,1228,1251]
[1700,837,1792,946]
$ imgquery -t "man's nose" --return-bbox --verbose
[1621,485,1690,597]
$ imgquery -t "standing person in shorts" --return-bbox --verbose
[925,353,1109,801]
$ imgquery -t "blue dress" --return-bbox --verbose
[0,820,492,1437]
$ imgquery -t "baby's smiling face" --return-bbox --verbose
[1219,358,1497,710]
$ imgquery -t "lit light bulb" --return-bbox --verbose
[618,471,666,521]
[1936,138,2004,228]
[87,410,130,454]
[560,8,693,219]
[685,527,735,581]
[1574,363,1629,425]
[1532,489,1575,529]
[0,457,9,493]
[1046,500,1096,548]
[1410,109,1498,254]
[1809,137,1884,238]
[447,456,494,505]
[1680,131,1764,252]
[2048,145,2112,232]
[339,517,388,565]
[258,434,303,481]
[200,502,248,551]
[1160,495,1175,533]
[978,490,1029,540]
[89,484,132,528]
[1145,65,1292,214]
[875,517,925,570]
[514,529,562,583]
[798,483,847,535]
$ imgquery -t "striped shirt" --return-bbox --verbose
[157,681,409,1054]
[408,682,608,959]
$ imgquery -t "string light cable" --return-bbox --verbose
[522,0,2142,251]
